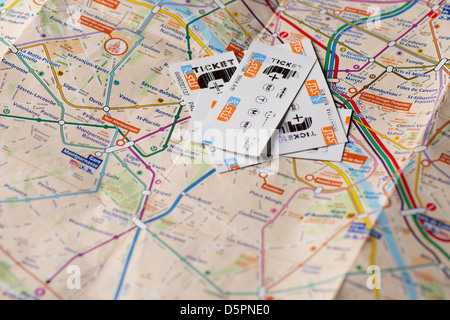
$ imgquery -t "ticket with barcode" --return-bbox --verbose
[286,108,352,161]
[169,52,238,112]
[201,41,316,157]
[276,40,348,154]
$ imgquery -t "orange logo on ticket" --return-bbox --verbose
[305,80,321,97]
[243,53,266,78]
[321,126,338,145]
[217,97,240,122]
[290,41,305,54]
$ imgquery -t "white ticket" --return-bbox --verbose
[189,93,277,173]
[277,40,348,154]
[286,108,352,162]
[169,52,238,112]
[201,41,316,157]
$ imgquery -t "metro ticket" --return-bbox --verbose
[169,52,239,112]
[277,40,348,154]
[201,41,316,157]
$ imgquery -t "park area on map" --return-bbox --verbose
[0,0,448,301]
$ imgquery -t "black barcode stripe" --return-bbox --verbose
[280,117,313,134]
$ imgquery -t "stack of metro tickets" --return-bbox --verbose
[169,40,351,173]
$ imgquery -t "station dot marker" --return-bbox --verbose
[142,190,151,196]
[58,120,65,126]
[368,57,375,63]
[34,288,46,297]
[388,40,396,47]
[320,9,326,14]
[421,160,430,167]
[314,187,323,194]
[272,33,278,38]
[95,152,103,157]
[0,9,6,14]
[103,106,110,112]
[386,65,394,73]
